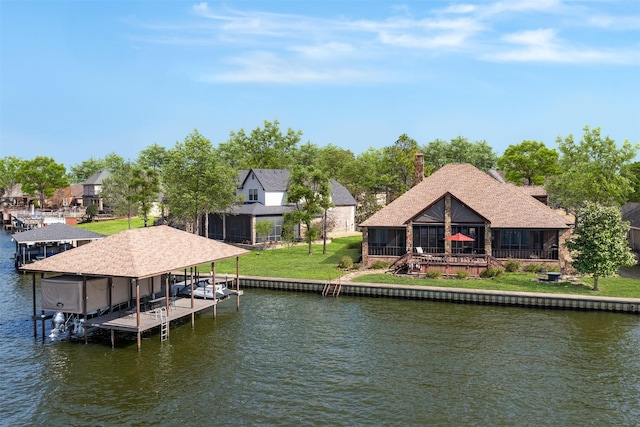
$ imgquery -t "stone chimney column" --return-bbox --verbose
[414,153,424,186]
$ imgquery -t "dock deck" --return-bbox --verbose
[87,294,240,333]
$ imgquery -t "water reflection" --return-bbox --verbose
[1,232,639,426]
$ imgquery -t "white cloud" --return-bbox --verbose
[378,31,469,49]
[126,1,639,84]
[290,42,355,60]
[484,28,634,63]
[199,52,368,84]
[442,4,476,14]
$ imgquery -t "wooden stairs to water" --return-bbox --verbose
[322,280,342,297]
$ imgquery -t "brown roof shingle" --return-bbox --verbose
[20,225,249,279]
[360,163,570,229]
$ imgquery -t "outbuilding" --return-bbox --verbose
[21,225,249,350]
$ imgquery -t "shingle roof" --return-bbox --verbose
[233,204,295,215]
[330,179,357,206]
[237,169,356,207]
[83,170,111,185]
[239,169,289,191]
[622,202,640,228]
[360,163,570,229]
[20,225,250,279]
[12,223,105,244]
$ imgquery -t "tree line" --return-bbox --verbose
[1,120,639,229]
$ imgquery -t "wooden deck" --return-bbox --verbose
[395,253,490,276]
[87,295,240,333]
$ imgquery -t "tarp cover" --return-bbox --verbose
[42,275,109,314]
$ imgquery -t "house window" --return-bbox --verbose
[368,228,406,256]
[249,189,258,202]
[500,230,530,250]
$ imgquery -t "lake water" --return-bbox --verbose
[1,231,639,426]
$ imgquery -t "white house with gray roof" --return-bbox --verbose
[203,169,357,245]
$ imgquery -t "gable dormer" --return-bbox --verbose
[237,169,288,206]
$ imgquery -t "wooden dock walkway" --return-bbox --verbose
[88,296,236,333]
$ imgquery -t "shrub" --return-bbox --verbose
[546,265,560,272]
[525,263,543,273]
[456,270,470,280]
[338,256,353,269]
[480,267,504,278]
[346,242,362,250]
[371,261,389,270]
[504,259,521,273]
[425,271,441,279]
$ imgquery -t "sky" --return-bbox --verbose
[1,0,639,168]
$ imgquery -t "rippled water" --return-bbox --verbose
[1,232,639,426]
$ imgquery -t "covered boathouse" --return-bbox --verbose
[11,222,105,268]
[21,225,249,350]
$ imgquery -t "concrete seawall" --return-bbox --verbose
[239,276,640,314]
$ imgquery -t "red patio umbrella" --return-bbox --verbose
[444,232,475,242]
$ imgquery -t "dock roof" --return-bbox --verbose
[20,225,250,279]
[11,223,105,245]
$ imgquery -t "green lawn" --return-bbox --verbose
[350,272,640,298]
[72,219,639,298]
[75,217,151,235]
[214,237,363,281]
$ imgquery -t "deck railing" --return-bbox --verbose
[492,249,558,260]
[368,245,406,257]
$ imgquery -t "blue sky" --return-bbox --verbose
[1,0,639,167]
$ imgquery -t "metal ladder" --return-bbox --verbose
[158,307,168,341]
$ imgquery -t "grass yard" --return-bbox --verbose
[350,272,640,298]
[213,236,363,281]
[75,217,151,235]
[72,219,639,298]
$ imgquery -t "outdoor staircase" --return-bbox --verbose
[322,280,342,297]
[487,256,505,269]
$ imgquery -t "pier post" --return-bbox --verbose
[236,257,240,311]
[32,273,37,338]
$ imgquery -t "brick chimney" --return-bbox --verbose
[414,152,424,186]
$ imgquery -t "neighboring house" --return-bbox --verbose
[2,183,30,207]
[622,202,640,254]
[203,169,357,245]
[359,163,572,274]
[82,170,111,212]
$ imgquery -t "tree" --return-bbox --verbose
[497,140,560,185]
[68,152,126,183]
[137,143,169,171]
[85,204,98,222]
[281,213,298,248]
[292,141,320,168]
[623,162,640,203]
[546,126,639,213]
[422,137,497,172]
[566,203,636,291]
[17,156,69,207]
[255,220,274,248]
[162,130,240,233]
[382,134,420,200]
[287,166,332,255]
[129,166,160,227]
[217,120,302,169]
[101,162,137,227]
[0,156,24,199]
[351,148,389,222]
